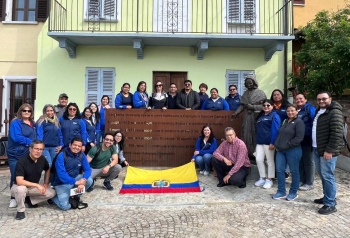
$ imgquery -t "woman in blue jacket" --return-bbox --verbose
[191,125,217,175]
[59,103,88,151]
[254,99,281,189]
[88,102,100,143]
[201,88,229,111]
[133,81,149,109]
[295,93,316,191]
[115,83,134,109]
[98,95,111,143]
[82,107,96,155]
[7,103,36,208]
[36,104,63,167]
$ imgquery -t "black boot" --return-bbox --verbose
[25,197,38,208]
[248,154,257,165]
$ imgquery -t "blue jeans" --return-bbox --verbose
[8,156,19,199]
[195,154,213,172]
[42,146,57,167]
[276,147,302,195]
[52,175,93,210]
[97,130,104,145]
[299,145,315,185]
[313,148,337,207]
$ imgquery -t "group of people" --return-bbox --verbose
[115,80,241,111]
[6,93,130,220]
[191,75,344,216]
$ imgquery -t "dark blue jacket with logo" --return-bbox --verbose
[297,102,316,136]
[7,119,36,159]
[36,121,64,147]
[115,91,134,109]
[225,93,241,110]
[201,97,229,111]
[59,117,87,147]
[83,119,96,143]
[51,148,91,186]
[192,137,218,159]
[256,111,281,145]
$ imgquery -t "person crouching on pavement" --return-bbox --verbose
[212,127,251,188]
[51,137,93,210]
[86,132,122,192]
[11,140,56,220]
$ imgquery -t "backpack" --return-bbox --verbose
[51,150,83,175]
[343,116,350,152]
[92,144,114,160]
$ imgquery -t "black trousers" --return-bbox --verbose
[212,158,249,187]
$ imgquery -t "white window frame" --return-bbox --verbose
[222,0,259,33]
[153,0,191,33]
[83,0,121,22]
[85,68,115,107]
[226,70,254,96]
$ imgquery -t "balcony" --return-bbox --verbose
[48,0,294,60]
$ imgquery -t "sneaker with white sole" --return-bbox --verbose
[254,178,265,187]
[272,192,287,200]
[286,193,298,201]
[263,179,273,189]
[299,184,314,191]
[203,171,209,176]
[9,199,17,208]
[199,171,204,174]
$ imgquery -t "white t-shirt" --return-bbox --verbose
[312,108,326,148]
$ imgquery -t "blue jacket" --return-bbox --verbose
[225,94,241,110]
[198,92,209,109]
[59,117,87,146]
[133,91,149,108]
[7,119,36,158]
[115,92,134,109]
[36,120,64,147]
[256,111,281,145]
[192,137,217,159]
[201,97,229,111]
[297,102,316,136]
[274,106,289,122]
[51,148,92,186]
[83,119,96,143]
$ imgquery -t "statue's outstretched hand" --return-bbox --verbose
[246,104,254,110]
[230,113,237,121]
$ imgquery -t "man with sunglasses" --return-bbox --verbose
[176,80,200,110]
[11,140,56,220]
[54,93,69,118]
[225,85,241,111]
[86,133,121,191]
[312,91,343,215]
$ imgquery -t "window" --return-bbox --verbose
[227,0,255,24]
[226,70,254,96]
[153,0,191,32]
[1,0,48,21]
[86,68,115,107]
[84,0,119,21]
[293,0,305,5]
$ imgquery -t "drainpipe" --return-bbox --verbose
[283,0,291,98]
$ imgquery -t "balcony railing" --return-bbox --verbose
[48,0,293,35]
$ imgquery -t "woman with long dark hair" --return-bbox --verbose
[191,125,217,175]
[133,81,149,109]
[115,83,133,109]
[113,130,129,167]
[82,107,96,155]
[7,103,37,208]
[59,103,87,150]
[89,102,100,143]
[98,95,111,143]
[270,89,291,122]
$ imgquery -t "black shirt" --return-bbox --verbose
[15,155,49,184]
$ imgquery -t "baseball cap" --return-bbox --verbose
[59,93,69,99]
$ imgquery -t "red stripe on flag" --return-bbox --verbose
[119,187,201,194]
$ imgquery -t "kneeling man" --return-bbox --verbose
[213,127,251,188]
[87,132,122,191]
[11,140,56,220]
[51,137,93,210]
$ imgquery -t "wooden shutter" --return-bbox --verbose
[101,68,115,107]
[227,0,255,24]
[86,68,100,106]
[31,79,37,105]
[85,0,101,21]
[36,0,49,22]
[226,71,240,94]
[101,0,116,20]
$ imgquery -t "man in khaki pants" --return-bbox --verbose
[11,140,56,220]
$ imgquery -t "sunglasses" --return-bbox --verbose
[22,110,32,113]
[68,108,77,111]
[263,104,271,107]
[156,84,162,87]
[229,88,237,91]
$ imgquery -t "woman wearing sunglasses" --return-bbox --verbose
[147,81,168,110]
[7,103,37,208]
[254,99,281,189]
[59,103,88,151]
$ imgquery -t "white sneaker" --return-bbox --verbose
[203,171,209,176]
[199,171,204,174]
[9,199,17,208]
[254,178,265,187]
[263,179,273,189]
[299,184,314,191]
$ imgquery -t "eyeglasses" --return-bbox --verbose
[229,88,237,91]
[185,84,191,86]
[156,84,162,87]
[263,104,271,107]
[22,110,32,113]
[68,108,77,111]
[104,139,114,142]
[32,148,44,151]
[225,134,235,137]
[115,135,122,138]
[317,97,329,102]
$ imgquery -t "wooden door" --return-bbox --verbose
[153,72,187,93]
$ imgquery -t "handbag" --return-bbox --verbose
[69,195,88,209]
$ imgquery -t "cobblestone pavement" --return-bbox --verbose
[0,166,350,238]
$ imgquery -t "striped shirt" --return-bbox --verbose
[213,138,251,176]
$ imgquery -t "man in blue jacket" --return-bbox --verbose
[51,137,93,210]
[225,85,241,111]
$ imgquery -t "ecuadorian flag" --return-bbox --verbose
[120,162,201,194]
